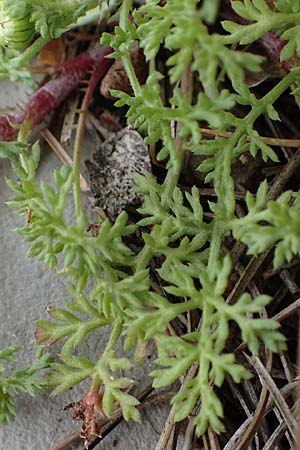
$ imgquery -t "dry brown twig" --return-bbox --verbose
[41,128,90,192]
[154,362,199,450]
[272,298,300,323]
[199,127,300,148]
[48,388,175,450]
[295,323,300,450]
[247,354,296,442]
[262,402,298,450]
[60,93,80,148]
[229,353,272,450]
[223,379,299,450]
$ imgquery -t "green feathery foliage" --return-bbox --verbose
[233,182,300,267]
[0,346,52,426]
[0,0,102,49]
[222,0,300,61]
[2,0,300,437]
[0,0,121,81]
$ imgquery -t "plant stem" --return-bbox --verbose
[208,67,300,272]
[207,225,223,274]
[102,321,123,360]
[136,245,154,271]
[122,54,141,96]
[162,64,193,206]
[17,120,32,145]
[73,109,87,225]
[119,0,141,96]
[73,47,113,225]
[119,0,132,30]
[161,130,184,206]
[11,36,50,68]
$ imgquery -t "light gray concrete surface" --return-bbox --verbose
[0,80,168,450]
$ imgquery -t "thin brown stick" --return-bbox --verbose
[272,298,300,322]
[48,389,175,450]
[242,378,270,446]
[166,423,180,450]
[263,113,291,159]
[202,433,210,450]
[263,261,300,279]
[233,353,272,450]
[226,377,268,450]
[154,403,176,450]
[266,146,300,201]
[295,316,300,450]
[60,93,80,148]
[41,128,90,192]
[226,251,270,305]
[199,127,300,148]
[207,427,221,450]
[278,350,293,383]
[247,354,296,442]
[280,270,300,298]
[263,403,298,450]
[227,378,252,416]
[154,362,198,450]
[182,419,196,450]
[223,379,298,450]
[87,112,111,141]
[47,430,82,450]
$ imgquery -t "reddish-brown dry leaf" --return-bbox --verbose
[36,38,65,66]
[100,44,148,99]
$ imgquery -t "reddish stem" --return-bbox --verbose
[0,112,25,142]
[0,46,113,142]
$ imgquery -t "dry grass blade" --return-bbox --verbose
[87,112,111,141]
[295,318,300,450]
[202,433,210,450]
[231,353,272,450]
[60,93,80,148]
[166,423,180,450]
[41,128,90,192]
[223,419,254,450]
[223,380,298,450]
[154,401,176,450]
[199,127,300,148]
[262,404,298,450]
[48,389,175,450]
[226,252,270,305]
[182,419,196,450]
[278,350,293,383]
[242,380,270,446]
[247,354,296,442]
[154,362,199,450]
[263,113,290,160]
[266,146,300,201]
[280,270,300,297]
[227,379,252,417]
[263,261,300,279]
[207,427,221,450]
[227,379,262,449]
[271,298,300,322]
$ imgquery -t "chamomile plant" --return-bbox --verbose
[0,0,121,81]
[1,0,300,442]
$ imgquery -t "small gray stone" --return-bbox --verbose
[86,127,151,217]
